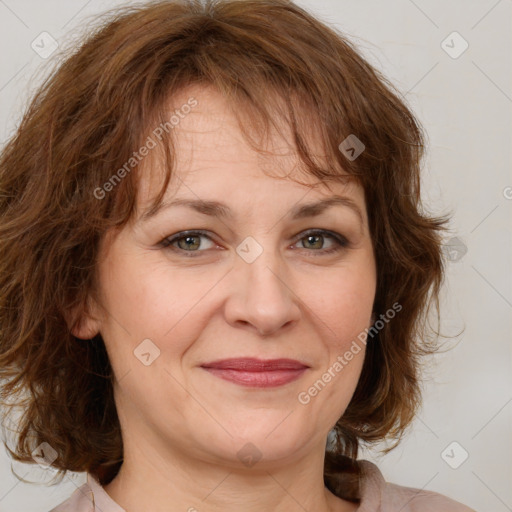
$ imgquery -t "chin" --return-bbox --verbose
[208,429,311,468]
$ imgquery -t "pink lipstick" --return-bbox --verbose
[200,358,309,388]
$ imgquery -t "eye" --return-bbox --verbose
[160,230,216,256]
[293,229,349,256]
[160,229,350,258]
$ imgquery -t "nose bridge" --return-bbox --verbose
[241,239,284,292]
[225,233,300,335]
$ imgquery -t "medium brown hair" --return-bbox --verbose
[0,0,450,501]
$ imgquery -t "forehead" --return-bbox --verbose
[135,84,363,213]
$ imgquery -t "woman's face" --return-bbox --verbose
[82,86,377,469]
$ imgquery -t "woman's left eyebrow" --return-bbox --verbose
[289,196,363,226]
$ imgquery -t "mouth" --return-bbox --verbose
[200,358,309,388]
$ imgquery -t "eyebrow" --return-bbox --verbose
[139,195,364,228]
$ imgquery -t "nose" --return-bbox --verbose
[223,245,302,337]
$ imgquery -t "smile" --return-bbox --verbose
[200,358,310,388]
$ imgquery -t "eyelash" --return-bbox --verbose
[160,229,350,258]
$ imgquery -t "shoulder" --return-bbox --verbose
[48,473,125,512]
[381,481,477,511]
[357,460,477,512]
[48,482,94,512]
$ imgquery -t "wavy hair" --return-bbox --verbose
[0,0,450,501]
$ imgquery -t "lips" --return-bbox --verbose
[200,358,309,388]
[200,358,309,371]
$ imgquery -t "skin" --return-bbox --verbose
[74,85,377,512]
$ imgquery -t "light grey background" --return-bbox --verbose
[0,1,511,511]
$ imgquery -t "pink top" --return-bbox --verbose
[49,459,476,512]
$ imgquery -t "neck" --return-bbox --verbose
[103,440,357,512]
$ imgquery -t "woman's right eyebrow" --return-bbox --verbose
[139,198,231,223]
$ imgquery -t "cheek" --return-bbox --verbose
[302,272,373,419]
[98,250,218,360]
[310,264,376,346]
[97,257,213,420]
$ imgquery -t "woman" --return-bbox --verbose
[0,0,476,510]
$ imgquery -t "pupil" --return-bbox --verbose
[307,235,321,248]
[181,236,199,250]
